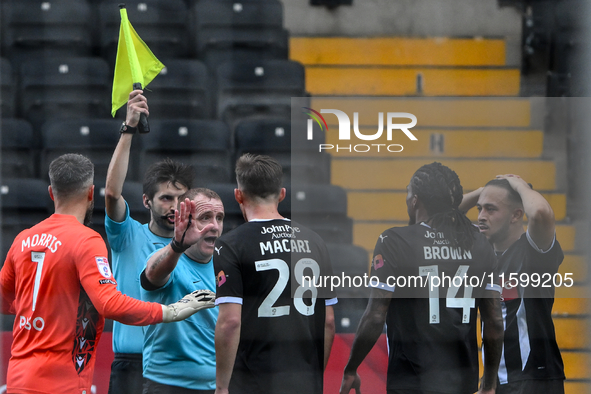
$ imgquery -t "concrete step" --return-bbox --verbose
[331,158,556,191]
[305,66,520,96]
[326,129,544,158]
[310,97,533,128]
[290,37,507,66]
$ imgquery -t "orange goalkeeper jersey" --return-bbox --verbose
[0,214,163,394]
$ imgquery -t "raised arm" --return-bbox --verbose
[498,174,555,250]
[144,198,214,288]
[340,288,391,394]
[478,291,504,394]
[105,90,149,222]
[459,187,484,213]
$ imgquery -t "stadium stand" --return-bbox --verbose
[98,0,190,66]
[139,119,233,185]
[0,58,16,118]
[0,178,52,261]
[0,2,588,393]
[1,118,36,179]
[1,0,93,67]
[216,60,306,127]
[291,184,352,244]
[40,118,124,183]
[233,118,331,186]
[192,0,288,71]
[19,57,111,134]
[138,59,212,119]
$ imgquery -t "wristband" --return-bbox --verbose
[119,122,138,134]
[170,238,188,253]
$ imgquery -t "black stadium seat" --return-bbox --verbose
[0,58,16,118]
[216,60,306,127]
[1,118,36,178]
[233,118,331,185]
[139,59,212,120]
[192,0,287,71]
[139,119,233,185]
[2,0,93,67]
[98,0,190,66]
[1,178,52,261]
[20,57,111,133]
[290,184,353,244]
[40,118,123,182]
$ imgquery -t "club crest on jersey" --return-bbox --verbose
[95,257,112,278]
[217,270,227,287]
[373,254,384,270]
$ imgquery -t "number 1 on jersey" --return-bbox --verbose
[419,264,475,325]
[31,252,45,312]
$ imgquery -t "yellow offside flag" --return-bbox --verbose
[111,5,165,117]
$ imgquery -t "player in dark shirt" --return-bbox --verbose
[214,154,337,394]
[340,162,504,394]
[461,175,565,394]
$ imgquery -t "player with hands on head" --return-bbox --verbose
[340,162,503,394]
[460,174,565,394]
[0,153,212,394]
[105,89,195,394]
[140,188,224,394]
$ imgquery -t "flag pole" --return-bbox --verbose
[119,3,149,133]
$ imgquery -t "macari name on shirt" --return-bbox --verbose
[260,239,311,255]
[21,233,62,253]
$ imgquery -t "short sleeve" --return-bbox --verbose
[104,201,134,252]
[213,238,243,305]
[369,231,397,292]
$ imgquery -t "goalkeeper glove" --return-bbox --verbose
[162,289,216,323]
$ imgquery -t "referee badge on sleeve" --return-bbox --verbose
[95,256,112,278]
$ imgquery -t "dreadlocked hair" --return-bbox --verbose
[410,162,477,251]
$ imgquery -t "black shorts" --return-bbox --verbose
[496,379,565,394]
[108,353,144,394]
[142,378,214,394]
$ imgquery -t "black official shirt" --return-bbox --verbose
[214,219,337,394]
[370,222,499,394]
[496,231,565,384]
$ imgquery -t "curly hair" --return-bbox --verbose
[410,162,477,251]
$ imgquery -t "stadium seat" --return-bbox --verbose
[98,0,190,66]
[192,0,287,71]
[139,119,233,186]
[19,57,111,133]
[290,184,353,244]
[233,118,330,185]
[1,0,93,67]
[325,243,370,297]
[1,118,36,178]
[40,118,124,183]
[0,58,16,118]
[216,60,306,127]
[138,59,212,119]
[1,178,52,261]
